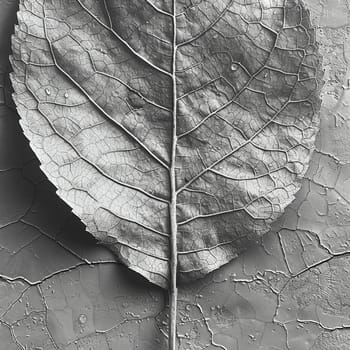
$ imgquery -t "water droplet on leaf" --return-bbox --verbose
[249,334,256,341]
[230,63,239,71]
[78,314,87,325]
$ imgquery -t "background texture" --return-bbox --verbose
[0,0,350,349]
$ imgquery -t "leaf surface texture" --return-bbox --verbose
[11,0,322,287]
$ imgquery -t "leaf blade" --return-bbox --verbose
[11,0,322,288]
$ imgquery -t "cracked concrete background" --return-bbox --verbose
[0,0,350,349]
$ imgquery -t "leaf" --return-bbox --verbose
[10,0,322,292]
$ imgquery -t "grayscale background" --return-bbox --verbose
[0,0,349,349]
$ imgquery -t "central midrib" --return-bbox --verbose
[169,1,178,350]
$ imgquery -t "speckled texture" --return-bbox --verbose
[0,0,349,349]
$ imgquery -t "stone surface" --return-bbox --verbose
[0,0,349,349]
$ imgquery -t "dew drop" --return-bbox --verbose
[45,88,51,96]
[185,304,191,311]
[249,334,256,341]
[64,92,69,99]
[78,314,87,325]
[230,63,239,71]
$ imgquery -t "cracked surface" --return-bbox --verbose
[1,0,350,349]
[10,0,322,288]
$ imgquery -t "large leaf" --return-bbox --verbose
[10,0,322,290]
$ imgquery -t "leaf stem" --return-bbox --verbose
[169,2,178,350]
